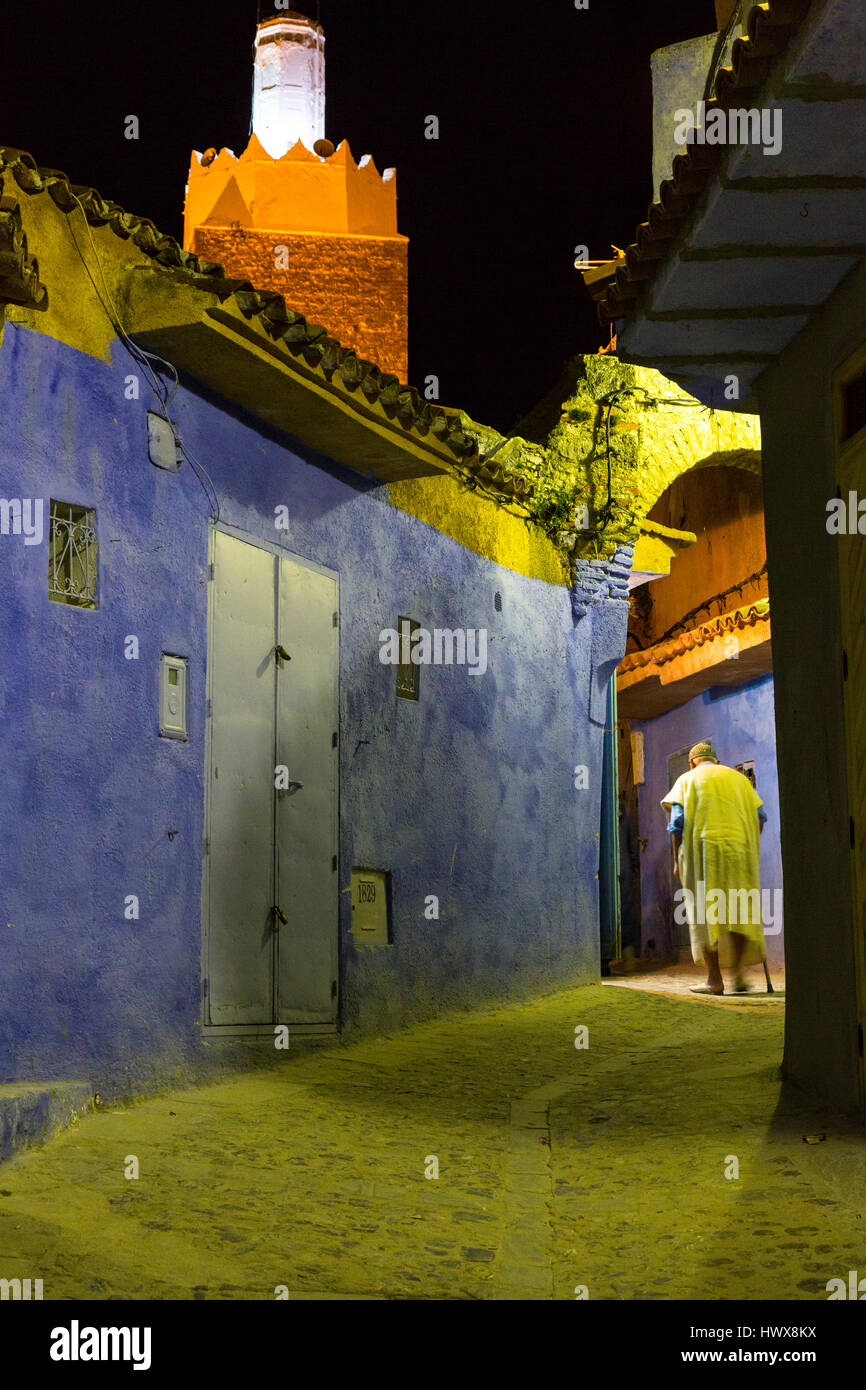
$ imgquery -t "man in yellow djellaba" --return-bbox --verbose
[661,742,768,995]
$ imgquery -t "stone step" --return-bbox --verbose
[0,1082,93,1164]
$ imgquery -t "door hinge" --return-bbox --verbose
[208,562,215,581]
[843,648,849,680]
[331,979,338,999]
[332,854,338,871]
[332,731,338,748]
[333,611,338,627]
[203,837,209,856]
[206,697,212,718]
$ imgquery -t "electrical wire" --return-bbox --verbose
[63,195,536,532]
[656,563,768,643]
[703,0,747,107]
[63,195,221,522]
[594,385,713,531]
[450,462,535,523]
[596,388,628,529]
[475,385,712,543]
[65,196,173,401]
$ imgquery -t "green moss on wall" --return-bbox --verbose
[457,356,761,565]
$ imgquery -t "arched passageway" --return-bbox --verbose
[604,457,783,1000]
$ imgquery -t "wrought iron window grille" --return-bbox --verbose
[48,500,98,608]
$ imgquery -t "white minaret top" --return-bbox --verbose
[252,11,325,158]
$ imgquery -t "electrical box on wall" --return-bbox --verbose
[159,653,188,740]
[147,412,181,473]
[350,868,391,947]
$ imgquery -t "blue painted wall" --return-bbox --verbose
[0,323,605,1092]
[632,673,784,969]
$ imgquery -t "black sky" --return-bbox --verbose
[1,1,715,431]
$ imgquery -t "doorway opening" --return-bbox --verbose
[605,464,784,997]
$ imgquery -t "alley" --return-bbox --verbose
[1,982,863,1302]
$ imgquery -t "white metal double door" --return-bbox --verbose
[205,528,338,1029]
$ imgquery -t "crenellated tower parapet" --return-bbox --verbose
[183,9,408,379]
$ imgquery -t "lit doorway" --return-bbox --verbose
[612,465,784,990]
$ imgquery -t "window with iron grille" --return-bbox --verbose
[48,500,98,608]
[396,616,420,701]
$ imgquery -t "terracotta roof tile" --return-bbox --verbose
[619,597,770,673]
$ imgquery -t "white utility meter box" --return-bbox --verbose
[159,653,188,740]
[350,868,390,947]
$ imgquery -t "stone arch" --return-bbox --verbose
[635,446,762,536]
[538,358,763,561]
[571,445,762,623]
[606,414,762,558]
[629,457,769,640]
[500,356,764,648]
[627,446,763,597]
[560,360,762,620]
[634,433,761,528]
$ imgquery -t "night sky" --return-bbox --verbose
[1,0,714,431]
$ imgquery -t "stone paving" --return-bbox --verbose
[0,981,863,1300]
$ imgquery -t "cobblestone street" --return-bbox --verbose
[1,981,864,1301]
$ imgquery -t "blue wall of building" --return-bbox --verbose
[0,323,604,1092]
[632,673,784,969]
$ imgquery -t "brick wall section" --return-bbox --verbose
[191,226,408,380]
[571,544,635,621]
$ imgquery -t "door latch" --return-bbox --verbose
[275,644,292,663]
[272,905,288,929]
[278,779,304,798]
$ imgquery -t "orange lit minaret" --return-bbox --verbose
[184,9,408,379]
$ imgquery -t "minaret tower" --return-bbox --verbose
[251,10,325,158]
[184,8,408,379]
